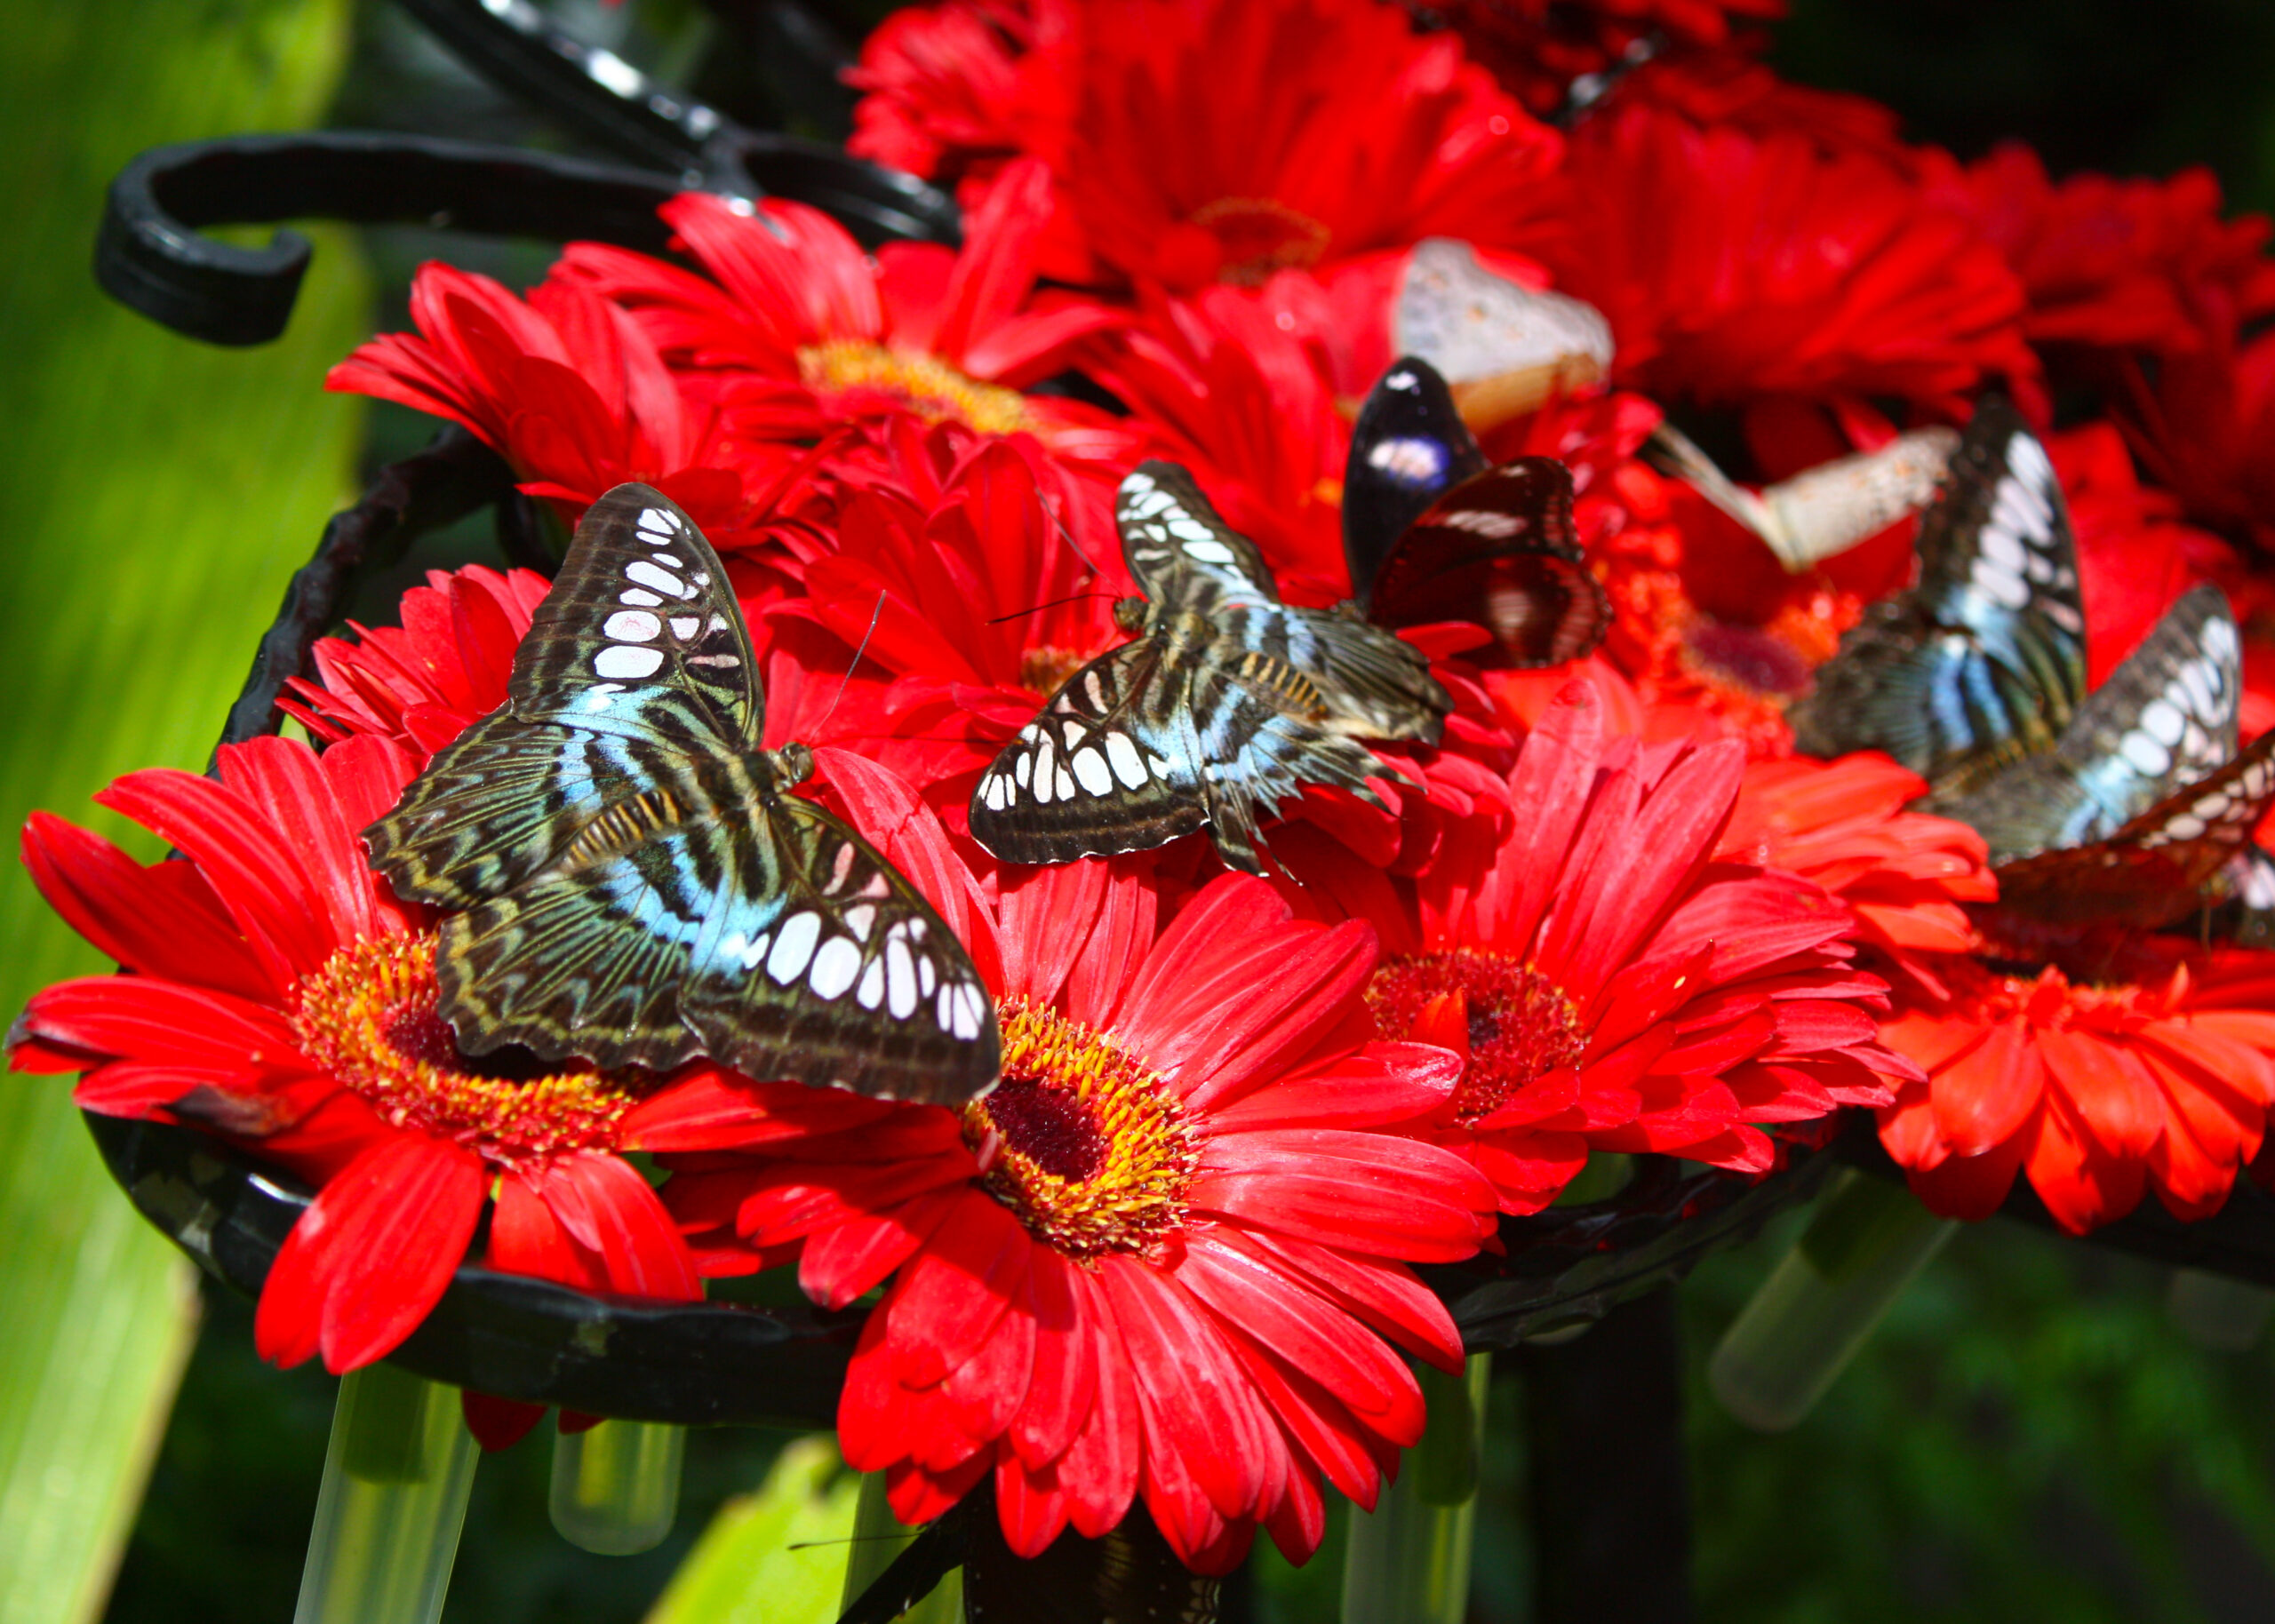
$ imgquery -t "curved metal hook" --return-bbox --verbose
[99,131,686,346]
[395,0,959,245]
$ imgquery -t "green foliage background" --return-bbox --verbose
[3,2,2273,1621]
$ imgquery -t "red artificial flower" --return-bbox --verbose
[281,562,549,756]
[2118,327,2275,556]
[327,263,758,541]
[1878,946,2275,1234]
[1366,682,1914,1213]
[1545,103,2036,417]
[1716,751,1995,998]
[1926,143,2275,359]
[884,0,1566,295]
[1609,53,1910,163]
[555,163,1136,483]
[630,758,1497,1572]
[8,736,703,1374]
[845,0,1074,187]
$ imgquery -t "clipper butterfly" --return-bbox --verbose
[969,461,1449,875]
[365,483,1000,1105]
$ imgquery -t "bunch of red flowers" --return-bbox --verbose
[16,0,2275,1577]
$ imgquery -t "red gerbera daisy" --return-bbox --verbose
[280,562,549,756]
[555,163,1135,477]
[917,0,1567,294]
[1926,142,2275,359]
[2118,327,2275,556]
[326,263,757,541]
[8,736,703,1373]
[1545,103,2036,416]
[1367,682,1915,1213]
[844,0,1074,187]
[629,756,1497,1572]
[1878,945,2275,1235]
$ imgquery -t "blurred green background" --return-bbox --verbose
[5,2,2275,1621]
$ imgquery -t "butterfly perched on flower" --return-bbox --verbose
[1787,396,2087,789]
[364,483,1000,1105]
[1340,355,1612,669]
[1921,584,2275,932]
[968,460,1450,874]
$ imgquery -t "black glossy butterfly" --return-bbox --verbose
[364,482,1000,1105]
[1787,396,2087,790]
[1341,356,1612,669]
[1921,584,2275,931]
[837,1487,1221,1624]
[967,460,1450,875]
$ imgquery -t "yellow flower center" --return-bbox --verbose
[1018,643,1098,700]
[961,1002,1196,1259]
[796,338,1034,435]
[1367,950,1585,1123]
[1189,196,1331,285]
[292,932,655,1163]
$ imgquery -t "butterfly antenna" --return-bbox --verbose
[815,590,889,736]
[1045,496,1106,581]
[987,589,1120,625]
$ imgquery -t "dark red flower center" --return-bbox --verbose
[1367,950,1585,1123]
[1683,618,1814,699]
[293,932,654,1165]
[797,338,1034,434]
[962,1002,1195,1259]
[1187,196,1331,285]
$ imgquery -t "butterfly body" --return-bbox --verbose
[1342,357,1611,669]
[970,461,1449,875]
[367,484,999,1105]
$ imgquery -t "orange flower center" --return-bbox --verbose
[962,1002,1196,1259]
[1189,196,1331,285]
[1367,951,1585,1122]
[292,932,654,1164]
[1018,643,1098,699]
[796,338,1034,435]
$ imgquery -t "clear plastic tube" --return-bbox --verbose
[294,1364,479,1624]
[2167,1268,2275,1351]
[840,1471,961,1623]
[549,1420,685,1555]
[1708,1169,1956,1432]
[1340,1353,1491,1624]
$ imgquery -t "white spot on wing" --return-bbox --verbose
[767,912,821,983]
[809,935,862,999]
[603,610,661,642]
[619,588,664,608]
[669,616,701,640]
[885,938,918,1018]
[1106,733,1148,788]
[1072,746,1113,795]
[595,644,664,680]
[627,561,689,597]
[856,955,887,1010]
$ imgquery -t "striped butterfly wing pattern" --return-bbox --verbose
[1343,357,1612,669]
[1788,397,2087,788]
[1920,585,2263,932]
[969,460,1449,875]
[365,483,999,1105]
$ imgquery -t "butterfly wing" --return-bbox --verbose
[1788,399,2086,785]
[2207,845,2275,948]
[1992,725,2275,930]
[1363,458,1611,669]
[1343,356,1492,605]
[510,482,759,741]
[962,1499,1222,1624]
[1925,585,2240,864]
[1115,462,1282,615]
[1642,422,1958,571]
[1393,238,1613,432]
[970,641,1212,865]
[967,633,1397,876]
[440,785,999,1103]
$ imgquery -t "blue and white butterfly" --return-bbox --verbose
[364,483,999,1105]
[1787,396,2087,791]
[968,460,1451,874]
